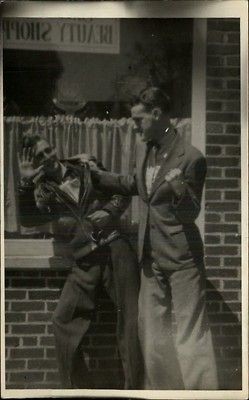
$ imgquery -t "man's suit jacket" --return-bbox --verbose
[93,132,206,270]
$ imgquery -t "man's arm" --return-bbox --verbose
[18,179,54,227]
[166,156,207,224]
[91,170,138,197]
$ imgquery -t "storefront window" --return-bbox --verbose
[4,18,195,244]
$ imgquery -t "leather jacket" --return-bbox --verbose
[18,157,130,260]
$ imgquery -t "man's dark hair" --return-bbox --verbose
[136,86,171,114]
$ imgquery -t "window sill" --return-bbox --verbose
[5,239,73,270]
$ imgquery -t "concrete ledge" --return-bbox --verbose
[5,239,73,270]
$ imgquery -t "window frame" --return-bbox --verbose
[4,19,207,269]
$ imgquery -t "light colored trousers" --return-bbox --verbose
[138,259,218,390]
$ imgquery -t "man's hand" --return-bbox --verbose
[18,148,43,179]
[87,210,112,229]
[165,168,183,183]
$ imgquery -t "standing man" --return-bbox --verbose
[18,135,143,389]
[91,86,218,390]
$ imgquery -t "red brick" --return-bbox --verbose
[207,79,224,90]
[5,336,20,347]
[215,335,239,347]
[12,324,46,335]
[223,348,241,358]
[207,90,240,101]
[6,360,25,370]
[222,325,241,335]
[207,112,240,123]
[227,80,240,90]
[5,290,26,300]
[225,235,241,244]
[206,123,224,133]
[27,359,57,370]
[11,302,44,312]
[28,313,52,322]
[205,223,238,233]
[9,371,44,383]
[207,101,222,111]
[221,291,239,301]
[46,372,60,381]
[225,124,241,134]
[205,235,220,245]
[224,257,241,267]
[207,44,240,56]
[207,157,239,168]
[205,257,221,267]
[225,191,241,200]
[208,20,240,31]
[225,190,241,201]
[47,301,57,312]
[206,178,238,189]
[225,213,241,222]
[11,279,45,288]
[205,246,238,256]
[28,290,60,300]
[11,348,44,359]
[22,337,38,346]
[206,168,222,178]
[206,268,237,278]
[207,67,240,77]
[227,32,240,43]
[224,280,241,289]
[222,302,241,312]
[205,190,222,201]
[206,146,222,156]
[5,313,26,323]
[225,147,240,156]
[226,56,240,66]
[205,212,221,222]
[40,336,55,346]
[207,56,225,67]
[47,279,65,289]
[223,99,240,111]
[225,169,240,178]
[209,313,239,324]
[207,135,239,145]
[46,348,56,359]
[207,31,224,43]
[206,202,239,212]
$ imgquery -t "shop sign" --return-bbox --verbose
[3,18,120,54]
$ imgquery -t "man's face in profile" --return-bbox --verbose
[131,103,159,143]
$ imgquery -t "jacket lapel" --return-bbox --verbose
[136,139,151,202]
[148,133,185,199]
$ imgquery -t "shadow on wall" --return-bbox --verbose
[206,280,242,390]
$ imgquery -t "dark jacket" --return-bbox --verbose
[92,132,206,270]
[18,157,130,260]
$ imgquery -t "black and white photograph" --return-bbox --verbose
[1,1,248,399]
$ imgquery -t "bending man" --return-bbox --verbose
[18,135,143,389]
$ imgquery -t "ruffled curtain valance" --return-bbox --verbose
[4,115,191,235]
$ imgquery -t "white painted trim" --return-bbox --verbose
[191,19,207,238]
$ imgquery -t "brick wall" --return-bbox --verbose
[5,18,242,390]
[205,18,241,389]
[5,270,124,389]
